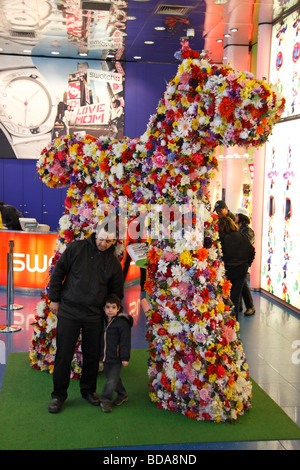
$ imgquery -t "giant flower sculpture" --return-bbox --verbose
[29,44,285,422]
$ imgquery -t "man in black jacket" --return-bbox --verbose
[48,220,124,413]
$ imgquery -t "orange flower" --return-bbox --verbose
[222,279,232,296]
[144,280,155,294]
[196,247,208,261]
[148,247,160,263]
[228,376,235,387]
[209,267,216,281]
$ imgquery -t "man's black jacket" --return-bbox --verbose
[49,233,123,322]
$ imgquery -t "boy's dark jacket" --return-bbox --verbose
[101,313,133,363]
[48,233,123,322]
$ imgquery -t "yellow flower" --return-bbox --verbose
[192,119,199,130]
[236,401,243,413]
[215,416,222,423]
[181,96,190,108]
[171,379,177,390]
[197,303,208,313]
[149,392,159,403]
[206,355,216,364]
[216,301,225,313]
[167,141,179,152]
[179,250,194,266]
[192,360,202,371]
[209,373,217,382]
[157,104,167,114]
[29,351,37,363]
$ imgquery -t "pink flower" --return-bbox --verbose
[178,282,189,296]
[163,251,178,262]
[49,162,65,177]
[153,151,167,168]
[199,388,211,402]
[222,325,236,344]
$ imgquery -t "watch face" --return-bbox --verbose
[2,75,54,136]
[2,0,52,29]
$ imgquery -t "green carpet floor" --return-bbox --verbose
[1,350,300,450]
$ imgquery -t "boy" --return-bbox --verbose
[100,293,133,412]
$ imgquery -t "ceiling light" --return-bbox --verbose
[23,49,31,53]
[126,16,136,20]
[216,39,223,43]
[224,33,231,38]
[214,0,227,4]
[144,41,154,44]
[79,53,88,56]
[51,51,60,55]
[134,56,141,59]
[154,26,165,31]
[231,28,238,32]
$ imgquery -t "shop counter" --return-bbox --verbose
[0,230,58,290]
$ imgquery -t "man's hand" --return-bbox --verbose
[122,361,129,367]
[49,301,59,315]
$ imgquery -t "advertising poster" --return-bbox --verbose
[270,8,300,117]
[261,120,300,309]
[0,55,125,159]
[0,0,127,159]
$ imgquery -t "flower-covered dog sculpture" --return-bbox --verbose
[30,45,284,422]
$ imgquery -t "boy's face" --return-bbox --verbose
[104,302,120,319]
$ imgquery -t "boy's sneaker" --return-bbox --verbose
[101,401,112,413]
[113,395,128,406]
[244,307,255,316]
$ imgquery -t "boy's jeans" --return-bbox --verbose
[101,362,127,403]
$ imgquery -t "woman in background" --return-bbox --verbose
[218,216,255,320]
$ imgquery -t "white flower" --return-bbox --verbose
[36,300,46,318]
[167,321,183,335]
[171,264,188,282]
[111,163,124,179]
[59,214,71,231]
[180,175,190,186]
[46,314,57,334]
[240,130,249,139]
[157,258,168,274]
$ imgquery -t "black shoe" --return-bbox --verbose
[82,392,101,406]
[48,397,64,413]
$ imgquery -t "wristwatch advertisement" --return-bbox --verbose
[0,66,57,158]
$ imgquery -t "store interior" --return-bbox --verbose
[0,0,300,451]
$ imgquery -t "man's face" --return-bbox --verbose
[216,207,228,218]
[95,228,116,251]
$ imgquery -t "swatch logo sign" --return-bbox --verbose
[13,253,53,273]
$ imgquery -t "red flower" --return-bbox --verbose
[123,184,132,196]
[219,97,235,119]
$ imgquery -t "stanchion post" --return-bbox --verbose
[0,239,23,311]
[0,241,22,333]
